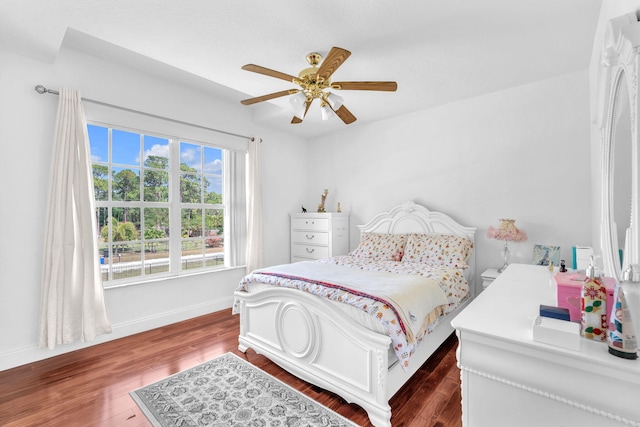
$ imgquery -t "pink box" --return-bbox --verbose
[553,272,616,324]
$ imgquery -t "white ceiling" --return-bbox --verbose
[1,0,602,138]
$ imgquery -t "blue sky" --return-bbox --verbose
[88,124,223,193]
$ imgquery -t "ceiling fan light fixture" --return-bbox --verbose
[320,102,335,121]
[289,91,308,119]
[325,92,344,110]
[241,47,395,125]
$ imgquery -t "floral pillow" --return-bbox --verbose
[401,233,473,269]
[350,233,407,261]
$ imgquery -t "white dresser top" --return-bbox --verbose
[451,263,640,379]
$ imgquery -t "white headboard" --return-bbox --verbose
[357,200,477,293]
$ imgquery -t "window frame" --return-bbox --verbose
[88,121,233,288]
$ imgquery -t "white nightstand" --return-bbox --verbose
[480,268,500,289]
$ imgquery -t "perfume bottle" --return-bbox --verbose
[581,256,607,341]
[608,265,638,359]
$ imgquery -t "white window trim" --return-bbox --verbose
[89,121,242,288]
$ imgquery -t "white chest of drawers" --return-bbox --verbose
[289,212,349,263]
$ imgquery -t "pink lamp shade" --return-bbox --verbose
[487,219,527,242]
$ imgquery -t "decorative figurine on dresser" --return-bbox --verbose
[560,259,567,272]
[317,189,329,212]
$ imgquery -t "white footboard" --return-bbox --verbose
[235,286,394,427]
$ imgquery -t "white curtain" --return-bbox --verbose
[245,137,263,273]
[227,150,246,266]
[39,87,112,350]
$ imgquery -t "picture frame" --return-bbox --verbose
[532,244,561,266]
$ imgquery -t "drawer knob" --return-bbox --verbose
[305,234,315,240]
[306,248,315,254]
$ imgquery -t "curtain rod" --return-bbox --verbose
[34,85,256,142]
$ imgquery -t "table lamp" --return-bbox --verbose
[487,219,527,272]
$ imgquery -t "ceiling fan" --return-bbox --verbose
[240,47,397,125]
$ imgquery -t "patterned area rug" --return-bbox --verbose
[130,352,359,427]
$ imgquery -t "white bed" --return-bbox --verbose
[233,201,476,427]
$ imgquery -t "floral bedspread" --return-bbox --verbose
[237,256,469,371]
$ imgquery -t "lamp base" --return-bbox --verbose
[497,262,509,273]
[498,240,510,273]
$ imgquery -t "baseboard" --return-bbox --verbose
[0,296,234,372]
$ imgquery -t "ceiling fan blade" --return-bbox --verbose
[241,64,297,83]
[241,90,293,105]
[334,105,357,125]
[317,47,351,81]
[291,100,312,124]
[331,81,398,92]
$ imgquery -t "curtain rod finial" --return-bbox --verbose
[35,85,47,94]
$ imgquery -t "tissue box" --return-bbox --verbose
[554,272,616,324]
[533,316,581,351]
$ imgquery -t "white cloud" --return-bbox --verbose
[204,159,222,175]
[141,144,170,164]
[180,147,201,171]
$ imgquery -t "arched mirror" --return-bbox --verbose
[597,13,640,282]
[603,70,633,280]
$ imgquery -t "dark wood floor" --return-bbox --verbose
[0,309,462,427]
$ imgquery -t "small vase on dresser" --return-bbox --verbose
[289,212,349,263]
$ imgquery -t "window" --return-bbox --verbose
[89,123,230,286]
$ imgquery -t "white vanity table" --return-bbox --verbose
[451,264,640,427]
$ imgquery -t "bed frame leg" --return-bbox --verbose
[367,406,392,427]
[238,336,249,353]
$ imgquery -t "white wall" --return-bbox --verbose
[306,71,593,296]
[0,44,306,370]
